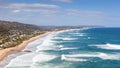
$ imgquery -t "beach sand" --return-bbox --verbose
[0,31,50,61]
[0,29,72,68]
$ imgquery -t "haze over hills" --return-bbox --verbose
[0,20,42,31]
[0,20,103,32]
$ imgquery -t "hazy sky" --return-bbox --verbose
[0,0,120,27]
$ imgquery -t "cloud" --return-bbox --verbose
[2,3,106,18]
[13,10,21,13]
[1,3,108,21]
[5,3,61,9]
[12,9,59,15]
[51,0,73,3]
[2,3,61,15]
[7,4,106,19]
[65,9,106,19]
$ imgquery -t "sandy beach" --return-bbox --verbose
[0,31,50,61]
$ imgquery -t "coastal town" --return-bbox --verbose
[0,20,47,49]
[0,30,46,49]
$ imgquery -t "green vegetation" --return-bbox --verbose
[0,20,47,49]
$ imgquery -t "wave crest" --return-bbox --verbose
[90,43,120,50]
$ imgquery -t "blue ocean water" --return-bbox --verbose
[5,28,120,68]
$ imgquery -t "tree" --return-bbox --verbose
[0,24,10,36]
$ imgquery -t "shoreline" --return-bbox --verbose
[0,31,51,61]
[0,28,81,67]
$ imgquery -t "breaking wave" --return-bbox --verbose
[90,43,120,50]
[32,53,57,63]
[61,52,120,61]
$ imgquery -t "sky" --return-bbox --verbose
[0,0,120,27]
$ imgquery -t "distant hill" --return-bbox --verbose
[0,20,42,31]
[0,20,103,33]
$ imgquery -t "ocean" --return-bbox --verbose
[5,28,120,68]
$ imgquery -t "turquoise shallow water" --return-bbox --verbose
[5,28,120,68]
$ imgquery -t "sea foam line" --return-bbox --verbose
[61,52,120,61]
[89,43,120,50]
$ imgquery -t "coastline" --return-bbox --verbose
[0,31,51,61]
[0,28,80,67]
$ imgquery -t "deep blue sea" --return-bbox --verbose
[5,28,120,68]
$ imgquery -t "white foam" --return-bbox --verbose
[53,37,63,39]
[53,37,77,41]
[40,38,53,46]
[60,47,79,50]
[78,34,85,36]
[62,38,77,41]
[90,43,120,50]
[5,53,36,68]
[56,45,79,51]
[36,34,57,52]
[36,33,78,52]
[59,45,64,48]
[61,54,66,60]
[88,37,91,39]
[69,33,80,35]
[24,38,44,51]
[33,53,57,63]
[5,52,57,68]
[62,52,120,60]
[98,53,120,60]
[36,46,57,52]
[69,32,86,37]
[63,57,87,62]
[61,54,87,62]
[30,61,71,68]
